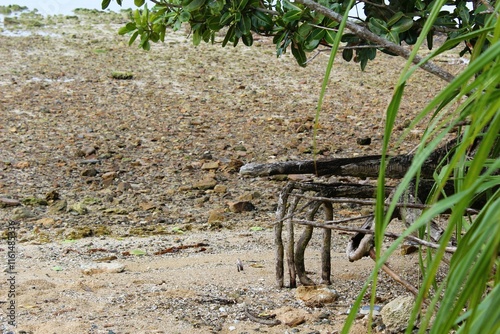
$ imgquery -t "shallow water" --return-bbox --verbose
[0,0,126,15]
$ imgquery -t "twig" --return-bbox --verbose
[290,193,479,215]
[292,220,457,253]
[295,0,455,82]
[244,307,281,326]
[368,248,423,300]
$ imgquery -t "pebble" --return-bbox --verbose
[81,262,125,275]
[296,285,339,307]
[227,201,255,213]
[0,197,21,208]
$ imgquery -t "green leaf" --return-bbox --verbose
[250,226,264,231]
[237,15,251,36]
[391,17,413,33]
[220,11,233,26]
[130,249,147,256]
[129,31,139,45]
[52,266,63,271]
[184,0,206,13]
[251,10,273,31]
[387,11,404,26]
[222,24,235,47]
[134,0,145,7]
[193,29,202,45]
[368,17,388,35]
[179,11,191,23]
[242,33,253,46]
[101,0,111,10]
[324,29,336,45]
[291,42,307,67]
[237,0,249,11]
[118,22,136,35]
[342,48,353,61]
[283,10,302,23]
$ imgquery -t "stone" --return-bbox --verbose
[35,217,57,227]
[101,171,117,180]
[49,199,67,214]
[81,168,98,177]
[12,207,35,220]
[193,179,217,190]
[213,185,227,193]
[69,202,88,215]
[201,161,219,170]
[274,306,311,327]
[81,262,125,275]
[381,295,415,333]
[227,201,255,213]
[208,209,225,223]
[14,161,30,169]
[0,197,21,208]
[117,181,132,192]
[237,192,254,201]
[296,285,339,307]
[357,137,372,145]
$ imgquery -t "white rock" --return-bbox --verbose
[381,295,415,333]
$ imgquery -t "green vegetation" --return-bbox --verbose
[0,4,28,15]
[104,1,499,333]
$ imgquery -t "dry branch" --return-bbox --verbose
[293,220,457,253]
[295,0,456,82]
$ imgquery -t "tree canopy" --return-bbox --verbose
[103,0,491,75]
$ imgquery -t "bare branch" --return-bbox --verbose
[293,220,458,253]
[295,0,456,82]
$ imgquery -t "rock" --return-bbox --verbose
[0,197,21,208]
[139,201,156,211]
[208,209,225,223]
[80,146,96,156]
[213,185,227,193]
[69,202,88,215]
[14,161,30,169]
[81,262,125,275]
[49,199,67,214]
[101,171,117,180]
[117,181,132,192]
[227,201,255,213]
[274,306,310,327]
[193,179,217,190]
[81,168,98,177]
[201,161,219,170]
[45,190,60,202]
[401,243,419,255]
[35,217,57,227]
[237,192,254,201]
[221,159,244,173]
[381,295,415,333]
[357,137,372,145]
[12,207,35,219]
[296,285,339,307]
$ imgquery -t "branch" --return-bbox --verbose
[295,0,456,82]
[290,193,479,215]
[369,248,422,299]
[293,220,457,253]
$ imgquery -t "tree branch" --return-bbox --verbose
[293,220,458,253]
[295,0,456,82]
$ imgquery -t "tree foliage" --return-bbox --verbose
[104,0,492,69]
[103,1,499,333]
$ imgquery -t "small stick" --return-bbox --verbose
[293,220,457,253]
[244,307,281,326]
[291,193,479,215]
[369,248,423,302]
